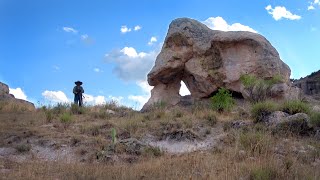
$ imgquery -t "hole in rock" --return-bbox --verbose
[179,81,191,96]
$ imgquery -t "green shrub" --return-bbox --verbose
[143,146,163,157]
[251,101,278,123]
[240,74,283,103]
[310,112,320,127]
[104,100,119,111]
[211,88,235,112]
[265,74,284,86]
[240,74,257,88]
[281,100,310,115]
[111,128,117,144]
[45,110,54,122]
[249,166,278,180]
[60,112,72,123]
[52,103,70,114]
[201,111,218,126]
[15,144,31,153]
[71,104,86,114]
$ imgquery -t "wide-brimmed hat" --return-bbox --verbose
[75,81,83,85]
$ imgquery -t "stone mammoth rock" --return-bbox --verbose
[142,18,292,111]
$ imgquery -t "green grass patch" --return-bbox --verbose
[280,100,310,115]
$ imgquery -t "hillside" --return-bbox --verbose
[0,99,319,179]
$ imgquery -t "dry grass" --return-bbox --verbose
[0,102,319,179]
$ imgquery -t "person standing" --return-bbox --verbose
[73,81,84,106]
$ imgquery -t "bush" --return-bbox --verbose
[52,103,69,114]
[310,112,320,127]
[211,88,235,112]
[249,166,278,180]
[15,144,31,153]
[60,112,72,123]
[240,74,283,103]
[251,101,278,123]
[71,104,86,114]
[143,146,163,157]
[45,110,54,122]
[280,100,310,115]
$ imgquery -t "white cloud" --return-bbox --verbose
[53,65,60,71]
[105,47,157,81]
[108,95,124,103]
[62,27,78,34]
[120,25,132,33]
[308,0,320,10]
[179,81,191,96]
[83,94,106,105]
[9,88,27,100]
[94,68,101,72]
[137,81,153,94]
[203,17,257,33]
[134,25,141,31]
[81,34,89,40]
[311,27,317,32]
[265,5,301,21]
[148,36,158,45]
[308,5,315,10]
[42,90,69,103]
[128,95,149,108]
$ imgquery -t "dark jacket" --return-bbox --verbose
[73,86,84,95]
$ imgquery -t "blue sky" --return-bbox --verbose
[0,0,319,109]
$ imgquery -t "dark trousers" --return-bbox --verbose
[74,94,83,106]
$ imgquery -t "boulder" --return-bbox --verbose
[0,82,9,95]
[274,113,312,135]
[142,18,292,110]
[264,111,289,125]
[0,82,35,112]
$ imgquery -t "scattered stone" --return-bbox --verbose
[118,138,147,155]
[106,109,116,114]
[312,105,320,113]
[161,129,199,142]
[230,120,251,129]
[264,111,289,125]
[274,113,312,135]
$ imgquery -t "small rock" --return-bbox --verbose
[274,113,312,135]
[264,111,289,125]
[231,120,251,129]
[106,109,116,114]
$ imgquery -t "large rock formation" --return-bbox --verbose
[293,70,320,99]
[142,18,293,110]
[0,82,35,111]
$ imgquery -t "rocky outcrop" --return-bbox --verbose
[293,70,320,98]
[142,18,293,110]
[0,82,35,112]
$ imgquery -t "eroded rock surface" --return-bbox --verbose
[143,18,292,110]
[0,82,35,111]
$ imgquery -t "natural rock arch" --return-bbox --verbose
[142,18,292,111]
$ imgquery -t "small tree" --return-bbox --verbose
[211,88,235,112]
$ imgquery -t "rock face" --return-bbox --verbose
[0,82,35,111]
[293,70,320,98]
[142,18,292,110]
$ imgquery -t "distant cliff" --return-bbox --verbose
[293,70,320,96]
